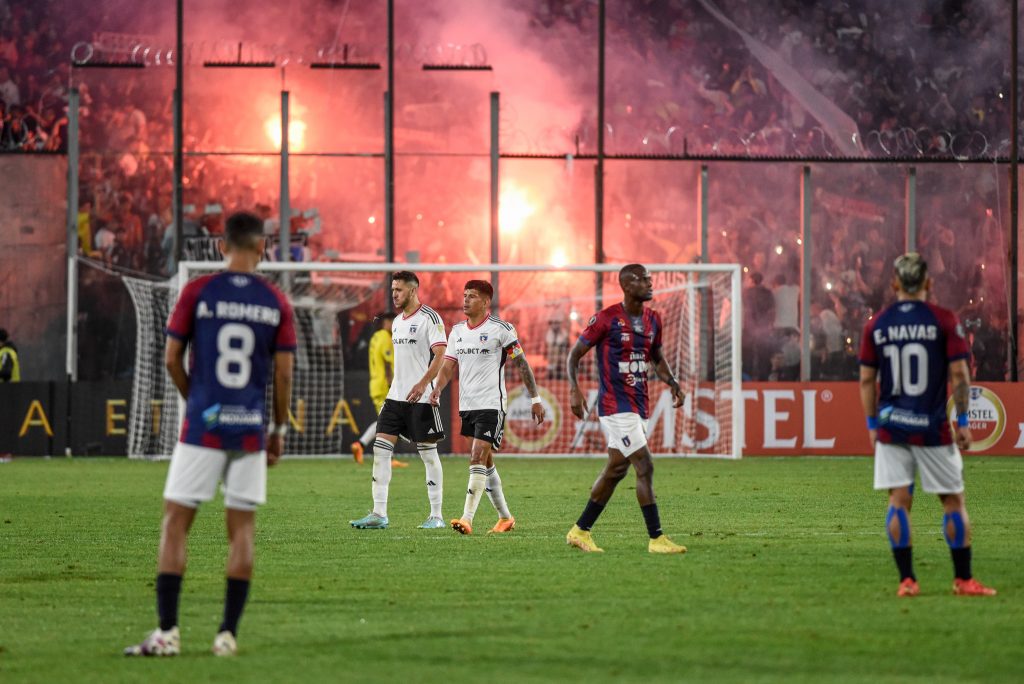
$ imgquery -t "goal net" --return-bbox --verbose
[126,262,742,459]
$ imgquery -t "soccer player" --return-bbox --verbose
[350,312,405,466]
[565,264,687,554]
[349,271,446,530]
[124,211,296,657]
[858,252,996,597]
[429,279,544,535]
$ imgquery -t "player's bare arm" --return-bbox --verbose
[566,339,591,419]
[269,350,295,466]
[859,364,878,444]
[408,344,446,402]
[651,345,684,408]
[949,358,972,451]
[164,336,190,400]
[512,353,545,425]
[429,357,457,405]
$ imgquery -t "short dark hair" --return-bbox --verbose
[464,279,493,299]
[392,271,419,287]
[225,211,264,250]
[619,263,646,281]
[0,328,8,343]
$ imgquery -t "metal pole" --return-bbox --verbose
[800,165,812,381]
[64,87,81,457]
[698,164,711,380]
[280,88,291,264]
[905,166,917,252]
[699,165,709,263]
[1011,0,1019,381]
[173,0,183,265]
[384,0,395,265]
[490,91,500,311]
[594,0,606,309]
[65,87,80,383]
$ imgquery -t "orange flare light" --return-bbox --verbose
[265,116,307,152]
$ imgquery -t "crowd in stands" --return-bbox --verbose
[1,0,1016,381]
[584,0,1012,156]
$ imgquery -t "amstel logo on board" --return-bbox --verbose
[504,386,561,452]
[947,385,1006,452]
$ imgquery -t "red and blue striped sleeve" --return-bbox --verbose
[579,310,609,347]
[858,317,878,367]
[930,304,970,362]
[166,275,212,341]
[651,310,663,352]
[272,286,297,352]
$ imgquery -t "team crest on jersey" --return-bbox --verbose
[409,324,418,334]
[480,333,489,343]
[898,303,914,312]
[230,275,250,288]
[621,332,631,341]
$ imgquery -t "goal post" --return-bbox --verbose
[126,261,742,459]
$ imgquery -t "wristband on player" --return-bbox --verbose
[866,416,879,430]
[268,422,288,437]
[531,396,542,405]
[957,412,969,428]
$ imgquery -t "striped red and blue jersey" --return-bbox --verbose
[858,300,969,446]
[166,271,297,452]
[579,303,663,419]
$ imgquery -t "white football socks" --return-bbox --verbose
[358,420,378,448]
[462,465,488,523]
[417,442,444,518]
[371,438,394,517]
[485,465,511,518]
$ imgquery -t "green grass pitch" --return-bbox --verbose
[2,456,1022,683]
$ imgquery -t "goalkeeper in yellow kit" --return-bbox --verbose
[351,312,406,467]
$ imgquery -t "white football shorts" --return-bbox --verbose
[598,412,650,457]
[163,442,267,511]
[873,441,964,495]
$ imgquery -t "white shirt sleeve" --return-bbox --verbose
[428,317,447,350]
[503,323,524,359]
[443,327,458,361]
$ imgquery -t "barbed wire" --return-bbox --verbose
[71,39,489,68]
[498,118,1013,160]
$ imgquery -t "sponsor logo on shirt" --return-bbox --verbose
[202,403,263,429]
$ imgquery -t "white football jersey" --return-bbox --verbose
[386,304,447,404]
[444,316,524,412]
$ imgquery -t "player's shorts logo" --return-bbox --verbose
[947,385,1006,452]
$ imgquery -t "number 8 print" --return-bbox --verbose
[216,323,255,388]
